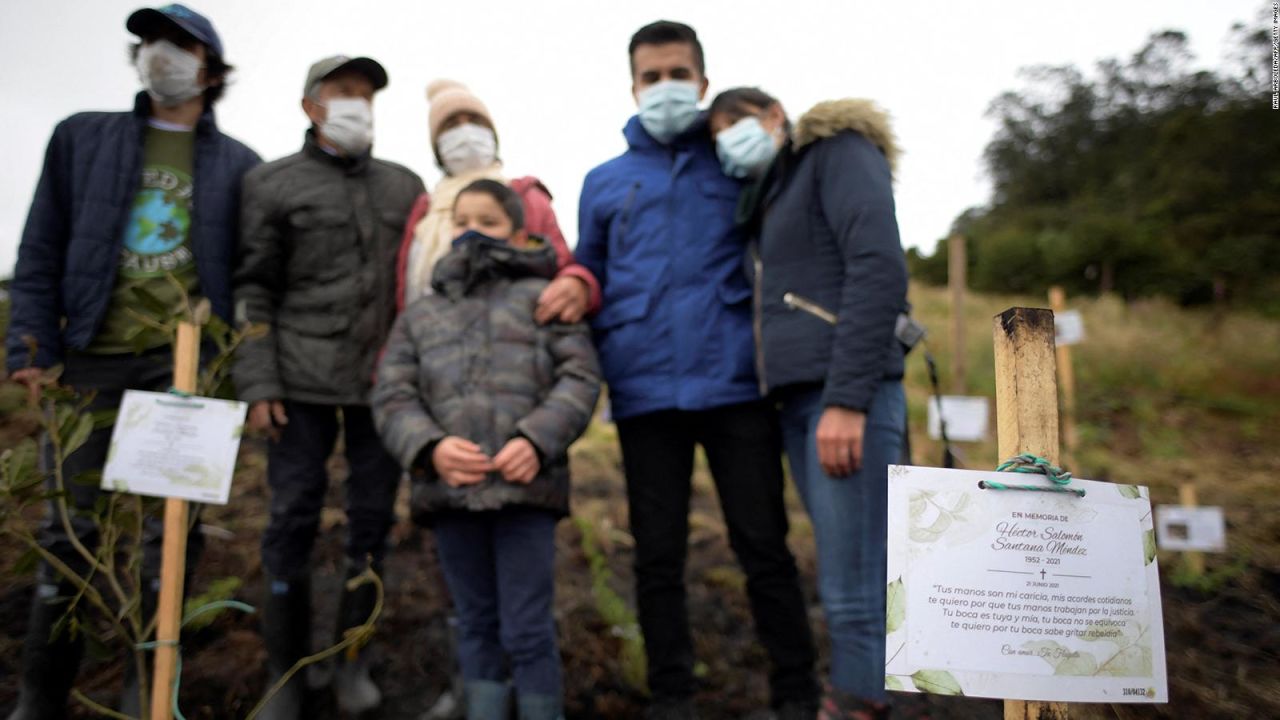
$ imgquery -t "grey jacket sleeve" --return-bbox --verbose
[815,132,908,412]
[231,169,286,405]
[515,322,602,461]
[370,312,447,471]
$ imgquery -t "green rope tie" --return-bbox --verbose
[134,600,256,720]
[166,386,194,398]
[979,453,1085,497]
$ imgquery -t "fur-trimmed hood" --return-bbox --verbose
[793,99,900,175]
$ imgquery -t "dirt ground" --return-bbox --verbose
[2,404,1278,719]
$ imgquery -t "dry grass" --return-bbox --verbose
[901,282,1280,717]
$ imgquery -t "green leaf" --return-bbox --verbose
[41,384,78,404]
[205,315,231,352]
[885,675,906,692]
[62,413,95,458]
[54,405,76,437]
[182,576,244,631]
[1143,528,1157,565]
[121,322,148,341]
[911,669,963,696]
[72,470,102,488]
[886,577,906,634]
[1118,484,1142,499]
[1,439,39,492]
[90,409,118,430]
[130,285,172,317]
[10,546,39,575]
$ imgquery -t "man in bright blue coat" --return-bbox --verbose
[3,6,259,718]
[574,20,817,720]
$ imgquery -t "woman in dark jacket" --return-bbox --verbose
[710,88,909,720]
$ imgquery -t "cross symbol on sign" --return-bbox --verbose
[1040,569,1047,579]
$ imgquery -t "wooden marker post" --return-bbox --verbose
[949,234,967,394]
[992,307,1069,720]
[150,320,200,720]
[1178,483,1206,577]
[1048,287,1078,464]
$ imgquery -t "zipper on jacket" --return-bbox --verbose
[751,243,768,396]
[782,292,838,325]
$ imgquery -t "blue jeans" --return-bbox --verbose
[433,507,561,698]
[779,381,905,701]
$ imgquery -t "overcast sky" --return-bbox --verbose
[0,0,1265,277]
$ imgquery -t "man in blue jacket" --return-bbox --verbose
[3,6,259,718]
[575,20,817,720]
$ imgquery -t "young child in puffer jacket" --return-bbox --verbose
[372,179,601,720]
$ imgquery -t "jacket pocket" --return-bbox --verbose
[782,292,838,325]
[612,182,641,253]
[593,291,650,331]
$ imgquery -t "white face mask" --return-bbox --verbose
[716,116,782,179]
[437,123,498,175]
[320,97,374,156]
[637,80,701,144]
[136,39,205,107]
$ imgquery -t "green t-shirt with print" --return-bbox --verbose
[87,125,201,354]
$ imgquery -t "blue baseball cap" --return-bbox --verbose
[127,4,224,58]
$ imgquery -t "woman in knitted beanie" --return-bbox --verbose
[395,79,600,323]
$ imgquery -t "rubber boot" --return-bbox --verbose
[6,582,84,720]
[422,613,465,720]
[119,578,159,719]
[258,575,311,720]
[516,693,564,720]
[463,681,510,720]
[117,655,146,720]
[333,560,382,714]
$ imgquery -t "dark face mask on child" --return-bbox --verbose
[451,229,506,248]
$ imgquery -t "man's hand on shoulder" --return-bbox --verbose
[535,277,590,325]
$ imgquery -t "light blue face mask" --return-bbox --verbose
[637,80,701,144]
[716,116,780,179]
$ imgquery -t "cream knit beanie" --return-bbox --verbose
[427,79,496,146]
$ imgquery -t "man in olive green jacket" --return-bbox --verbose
[232,55,423,719]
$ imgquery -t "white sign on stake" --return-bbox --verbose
[1055,310,1086,346]
[885,465,1168,703]
[927,396,989,442]
[102,390,248,505]
[1155,506,1226,552]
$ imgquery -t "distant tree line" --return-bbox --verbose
[909,11,1279,315]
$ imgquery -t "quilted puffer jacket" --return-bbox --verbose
[6,92,260,371]
[372,233,601,517]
